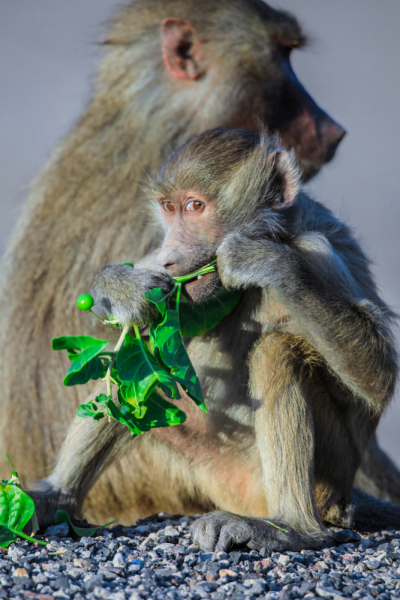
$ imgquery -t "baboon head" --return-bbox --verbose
[152,127,300,303]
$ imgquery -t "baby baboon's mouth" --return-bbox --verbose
[181,271,221,303]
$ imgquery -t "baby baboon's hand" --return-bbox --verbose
[218,233,285,290]
[217,233,265,289]
[90,264,172,326]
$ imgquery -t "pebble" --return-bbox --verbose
[0,517,400,599]
[44,523,70,538]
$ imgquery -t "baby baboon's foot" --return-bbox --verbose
[26,481,77,531]
[190,510,323,553]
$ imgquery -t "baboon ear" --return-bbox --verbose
[161,18,203,80]
[268,150,299,209]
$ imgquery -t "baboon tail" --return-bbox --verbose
[327,487,400,533]
[355,435,400,505]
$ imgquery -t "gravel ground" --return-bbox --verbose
[1,513,400,600]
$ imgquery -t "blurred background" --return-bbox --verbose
[1,1,399,465]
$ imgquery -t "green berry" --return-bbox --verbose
[76,293,94,311]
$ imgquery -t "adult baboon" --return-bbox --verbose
[1,0,398,523]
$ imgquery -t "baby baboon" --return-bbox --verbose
[31,128,400,551]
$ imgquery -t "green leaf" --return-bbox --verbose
[117,333,180,404]
[142,391,187,427]
[116,391,186,431]
[52,335,109,386]
[0,483,45,547]
[77,394,109,421]
[107,397,147,435]
[54,510,115,538]
[178,287,242,337]
[52,335,109,353]
[0,525,17,547]
[145,286,176,316]
[66,356,107,386]
[77,405,104,421]
[150,309,206,411]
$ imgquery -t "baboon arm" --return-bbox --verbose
[218,233,397,412]
[191,329,364,553]
[249,331,326,538]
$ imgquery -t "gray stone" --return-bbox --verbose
[94,586,113,599]
[155,543,176,553]
[377,543,394,553]
[277,555,290,567]
[248,580,266,595]
[198,552,213,562]
[213,551,228,561]
[128,564,141,573]
[84,573,104,592]
[53,590,72,599]
[315,582,339,597]
[33,573,48,584]
[109,593,126,600]
[45,522,70,538]
[135,525,151,534]
[366,560,380,570]
[113,552,126,568]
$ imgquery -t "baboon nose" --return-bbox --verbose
[321,118,346,162]
[156,250,182,271]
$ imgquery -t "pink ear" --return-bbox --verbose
[161,18,203,80]
[269,151,299,209]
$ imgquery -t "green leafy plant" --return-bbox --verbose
[54,510,115,538]
[0,453,46,548]
[52,261,242,437]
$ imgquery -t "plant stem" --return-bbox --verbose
[265,520,288,533]
[175,284,181,317]
[173,259,217,284]
[105,323,130,398]
[14,530,47,546]
[89,309,107,324]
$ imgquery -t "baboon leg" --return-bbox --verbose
[28,403,213,528]
[28,413,133,529]
[192,332,360,552]
[355,434,400,505]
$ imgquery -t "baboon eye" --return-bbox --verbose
[186,200,203,212]
[162,201,175,212]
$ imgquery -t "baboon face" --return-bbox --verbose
[160,3,345,182]
[233,49,346,181]
[154,128,300,304]
[156,189,222,303]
